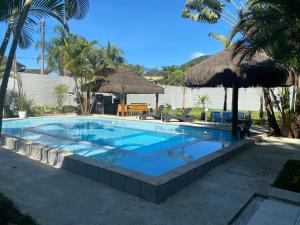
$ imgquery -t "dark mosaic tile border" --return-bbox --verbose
[0,133,261,203]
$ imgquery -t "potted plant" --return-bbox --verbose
[196,95,210,120]
[17,93,32,118]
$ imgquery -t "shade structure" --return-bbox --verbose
[186,44,297,88]
[98,70,164,94]
[185,44,298,136]
[93,70,164,116]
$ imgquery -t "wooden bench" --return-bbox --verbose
[129,103,148,116]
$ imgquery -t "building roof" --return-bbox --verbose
[23,68,50,75]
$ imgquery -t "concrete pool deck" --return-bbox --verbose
[0,137,299,225]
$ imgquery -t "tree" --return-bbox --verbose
[54,84,68,112]
[182,0,243,27]
[97,42,125,76]
[42,27,125,113]
[232,0,300,137]
[36,26,71,76]
[196,95,210,111]
[0,0,69,66]
[0,0,89,136]
[167,70,187,108]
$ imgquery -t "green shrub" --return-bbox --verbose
[274,160,300,193]
[32,105,59,116]
[54,84,69,112]
[32,105,77,116]
[0,193,38,225]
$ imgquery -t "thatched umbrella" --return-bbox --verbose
[186,44,297,136]
[95,70,164,116]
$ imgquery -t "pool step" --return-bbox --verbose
[0,134,71,168]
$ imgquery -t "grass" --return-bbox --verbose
[274,160,300,193]
[161,107,268,126]
[0,193,38,225]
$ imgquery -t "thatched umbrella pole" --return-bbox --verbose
[121,94,126,116]
[232,84,239,136]
[155,93,159,112]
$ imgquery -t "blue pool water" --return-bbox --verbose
[2,117,237,176]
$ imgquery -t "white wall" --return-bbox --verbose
[127,86,262,111]
[7,74,264,111]
[7,73,77,106]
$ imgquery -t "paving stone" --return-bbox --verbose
[258,199,300,221]
[247,211,295,225]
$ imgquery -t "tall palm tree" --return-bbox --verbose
[36,26,73,76]
[0,0,89,136]
[97,42,125,76]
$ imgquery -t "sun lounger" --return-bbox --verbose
[162,108,194,122]
[139,105,164,120]
[212,111,222,123]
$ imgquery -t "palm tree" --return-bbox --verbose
[232,0,300,137]
[36,26,74,76]
[182,0,243,27]
[41,27,125,113]
[0,0,69,65]
[97,42,125,76]
[0,0,89,136]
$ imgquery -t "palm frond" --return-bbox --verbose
[65,0,89,20]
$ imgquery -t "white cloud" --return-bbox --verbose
[190,52,206,60]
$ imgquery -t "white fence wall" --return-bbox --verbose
[7,73,77,106]
[127,86,262,111]
[7,73,263,111]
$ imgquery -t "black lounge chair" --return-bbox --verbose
[139,105,164,120]
[163,108,194,122]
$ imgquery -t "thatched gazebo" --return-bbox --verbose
[95,70,164,116]
[186,44,297,136]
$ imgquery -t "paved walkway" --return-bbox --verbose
[0,137,299,225]
[247,198,300,225]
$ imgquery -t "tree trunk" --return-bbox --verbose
[223,87,228,111]
[0,0,32,137]
[259,92,264,119]
[182,86,186,109]
[74,77,84,113]
[0,22,12,64]
[263,88,281,136]
[232,85,239,136]
[291,80,300,138]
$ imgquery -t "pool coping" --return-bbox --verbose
[0,130,263,203]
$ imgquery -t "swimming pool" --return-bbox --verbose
[2,117,236,177]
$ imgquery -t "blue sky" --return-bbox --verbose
[0,0,234,70]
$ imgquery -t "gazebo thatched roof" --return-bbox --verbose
[97,70,164,94]
[185,44,297,88]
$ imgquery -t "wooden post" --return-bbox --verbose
[41,18,45,75]
[121,94,126,116]
[155,93,159,112]
[232,85,239,136]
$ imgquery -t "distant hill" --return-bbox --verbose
[181,55,210,69]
